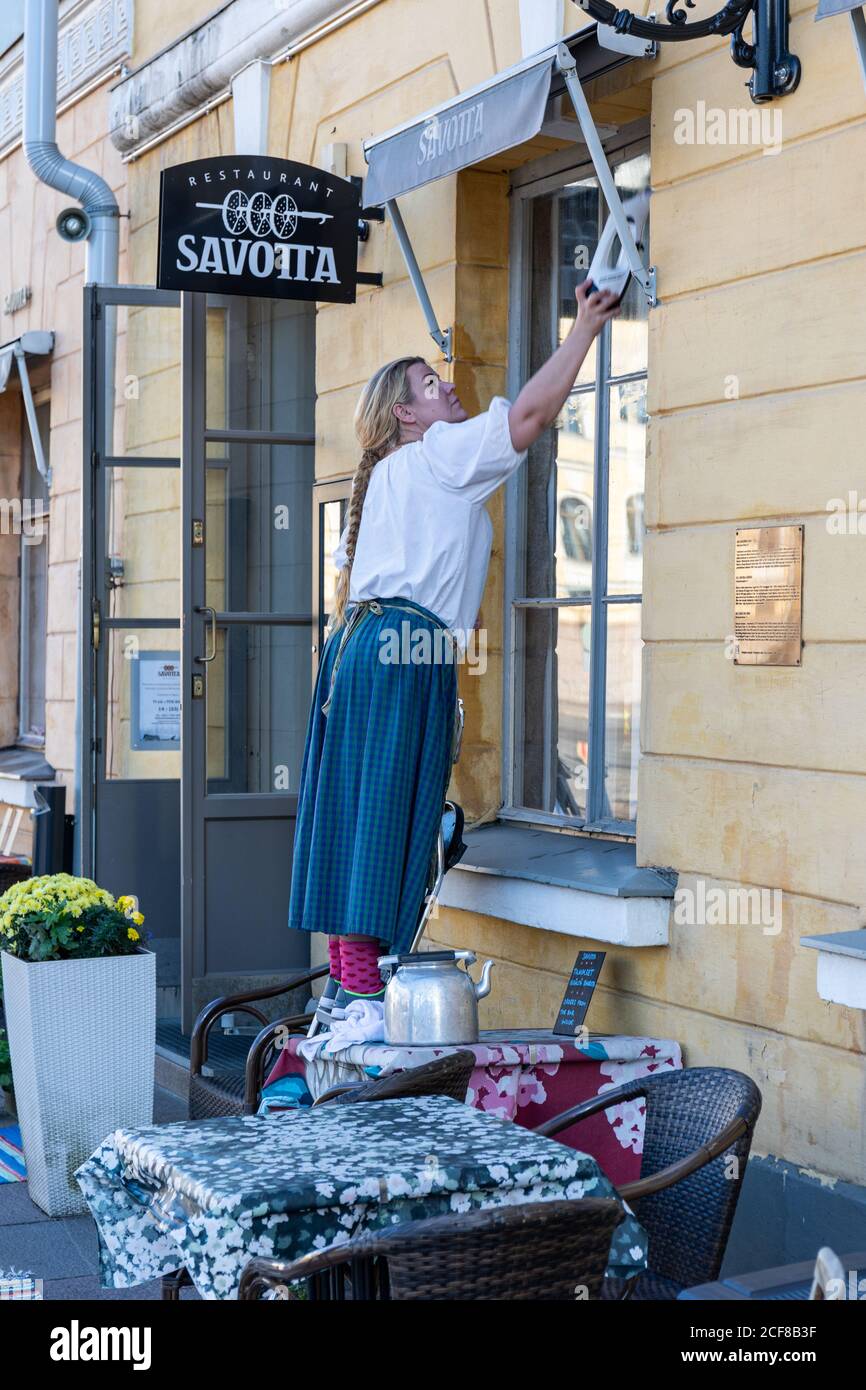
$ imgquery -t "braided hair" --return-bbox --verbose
[329,355,426,633]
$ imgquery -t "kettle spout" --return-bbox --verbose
[474,959,494,1001]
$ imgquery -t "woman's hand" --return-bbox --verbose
[573,278,622,338]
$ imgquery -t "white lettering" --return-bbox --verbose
[221,237,250,275]
[312,245,339,284]
[248,240,275,277]
[198,236,226,274]
[176,234,198,271]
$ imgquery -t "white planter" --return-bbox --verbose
[1,948,155,1216]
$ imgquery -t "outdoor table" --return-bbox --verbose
[74,1095,649,1300]
[262,1029,683,1188]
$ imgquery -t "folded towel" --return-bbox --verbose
[297,999,385,1061]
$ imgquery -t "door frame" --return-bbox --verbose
[81,282,181,875]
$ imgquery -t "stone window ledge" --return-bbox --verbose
[801,930,866,1010]
[437,822,674,947]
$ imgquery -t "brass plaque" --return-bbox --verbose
[734,525,803,666]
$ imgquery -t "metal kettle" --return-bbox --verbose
[377,950,494,1046]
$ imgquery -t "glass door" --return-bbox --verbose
[180,291,316,1030]
[82,284,183,1004]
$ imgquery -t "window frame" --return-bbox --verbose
[18,390,51,748]
[312,478,352,676]
[503,123,650,840]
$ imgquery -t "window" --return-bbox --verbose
[507,146,649,834]
[313,481,350,659]
[19,395,50,745]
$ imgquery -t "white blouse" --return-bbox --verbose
[332,396,526,652]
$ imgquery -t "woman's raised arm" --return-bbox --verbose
[507,280,621,453]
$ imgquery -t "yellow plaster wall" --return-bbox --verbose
[0,77,128,798]
[430,6,866,1186]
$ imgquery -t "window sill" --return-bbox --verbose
[438,822,675,947]
[801,931,866,1011]
[0,746,56,809]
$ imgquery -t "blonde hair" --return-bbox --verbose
[330,355,426,632]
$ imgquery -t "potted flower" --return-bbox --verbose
[0,874,155,1216]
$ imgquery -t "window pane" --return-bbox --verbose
[104,629,181,780]
[604,603,641,824]
[554,390,596,599]
[206,622,312,794]
[555,180,600,385]
[105,466,180,619]
[22,516,47,737]
[20,399,49,739]
[204,442,314,614]
[516,605,590,819]
[609,152,651,380]
[320,497,348,630]
[607,380,646,596]
[111,305,180,459]
[205,295,315,435]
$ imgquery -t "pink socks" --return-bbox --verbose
[327,937,342,982]
[328,933,387,999]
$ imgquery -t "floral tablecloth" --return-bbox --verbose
[263,1030,682,1189]
[75,1096,648,1300]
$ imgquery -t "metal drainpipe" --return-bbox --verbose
[23,0,121,874]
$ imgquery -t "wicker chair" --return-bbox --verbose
[188,963,329,1120]
[537,1066,762,1301]
[312,1049,476,1107]
[238,1198,624,1301]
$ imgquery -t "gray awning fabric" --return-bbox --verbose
[815,0,861,16]
[363,50,556,207]
[362,25,630,207]
[0,330,54,392]
[0,330,54,483]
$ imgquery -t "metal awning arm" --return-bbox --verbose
[13,343,51,485]
[555,43,657,307]
[385,198,453,362]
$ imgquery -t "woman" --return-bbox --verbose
[288,279,621,1024]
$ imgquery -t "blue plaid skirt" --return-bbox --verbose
[288,596,459,952]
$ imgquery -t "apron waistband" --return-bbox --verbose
[321,596,458,718]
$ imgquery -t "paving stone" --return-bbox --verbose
[0,1219,92,1280]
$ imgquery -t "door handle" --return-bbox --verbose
[195,606,217,663]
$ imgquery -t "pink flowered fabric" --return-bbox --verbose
[264,1031,682,1187]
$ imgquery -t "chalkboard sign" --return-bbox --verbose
[553,951,606,1037]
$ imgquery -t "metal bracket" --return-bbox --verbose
[555,44,657,308]
[851,7,866,91]
[384,198,454,361]
[11,338,53,485]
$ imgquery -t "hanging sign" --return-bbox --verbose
[157,156,361,303]
[553,950,606,1037]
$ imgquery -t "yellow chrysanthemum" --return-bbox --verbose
[127,927,140,942]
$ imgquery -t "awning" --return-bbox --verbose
[363,51,556,208]
[362,25,641,208]
[361,28,656,359]
[0,330,54,483]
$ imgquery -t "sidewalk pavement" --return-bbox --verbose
[0,1086,201,1300]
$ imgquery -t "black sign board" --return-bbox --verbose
[157,156,361,304]
[553,950,606,1037]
